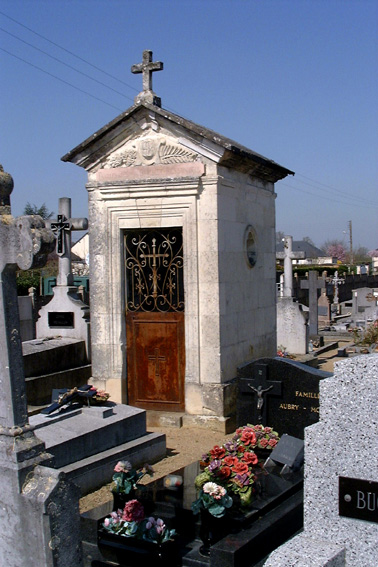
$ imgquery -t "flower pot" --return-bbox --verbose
[198,509,229,557]
[98,526,177,566]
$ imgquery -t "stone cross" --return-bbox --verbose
[0,167,55,431]
[276,236,305,297]
[46,197,88,286]
[0,166,83,566]
[131,50,163,107]
[300,271,326,336]
[330,270,344,305]
[240,364,282,424]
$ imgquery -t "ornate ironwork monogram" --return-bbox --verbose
[125,229,184,312]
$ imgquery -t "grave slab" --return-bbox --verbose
[29,403,166,494]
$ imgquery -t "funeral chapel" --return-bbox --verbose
[62,51,293,432]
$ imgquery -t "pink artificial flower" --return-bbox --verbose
[114,461,132,473]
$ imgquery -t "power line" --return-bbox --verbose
[0,9,137,93]
[0,26,135,103]
[295,172,378,206]
[279,181,378,209]
[0,47,124,112]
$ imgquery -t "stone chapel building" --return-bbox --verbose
[63,51,293,432]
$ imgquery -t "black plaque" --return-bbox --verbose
[48,312,74,328]
[339,477,378,524]
[237,357,332,439]
[269,434,304,471]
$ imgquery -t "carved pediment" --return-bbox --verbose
[103,134,199,169]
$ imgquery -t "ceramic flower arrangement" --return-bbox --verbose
[193,424,280,514]
[112,460,154,495]
[102,499,176,544]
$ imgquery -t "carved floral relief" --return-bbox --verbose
[104,136,198,169]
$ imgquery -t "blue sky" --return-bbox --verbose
[1,0,377,251]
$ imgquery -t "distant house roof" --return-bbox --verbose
[276,240,326,258]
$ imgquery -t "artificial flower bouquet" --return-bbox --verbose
[88,387,110,405]
[112,460,154,495]
[102,499,176,545]
[193,424,280,515]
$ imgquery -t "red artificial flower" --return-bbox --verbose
[122,499,145,522]
[258,438,269,448]
[232,462,249,475]
[240,428,257,446]
[217,466,232,480]
[242,452,258,465]
[268,439,278,448]
[223,456,238,467]
[210,445,226,459]
[237,445,246,453]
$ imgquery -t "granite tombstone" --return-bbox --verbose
[238,357,332,439]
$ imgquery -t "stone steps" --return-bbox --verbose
[60,431,166,495]
[29,403,166,495]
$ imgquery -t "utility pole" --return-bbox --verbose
[349,220,353,266]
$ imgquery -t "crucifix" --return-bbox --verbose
[276,236,305,297]
[46,197,88,286]
[300,271,326,336]
[240,364,282,424]
[148,348,166,378]
[330,270,344,305]
[131,50,164,107]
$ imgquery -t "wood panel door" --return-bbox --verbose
[126,312,185,411]
[124,228,185,411]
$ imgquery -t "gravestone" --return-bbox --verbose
[277,236,309,354]
[263,354,378,567]
[62,50,294,431]
[300,270,326,337]
[318,291,331,327]
[0,165,83,566]
[238,357,332,439]
[37,197,91,358]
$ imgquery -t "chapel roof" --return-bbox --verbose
[62,101,294,183]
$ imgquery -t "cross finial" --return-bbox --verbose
[131,50,163,107]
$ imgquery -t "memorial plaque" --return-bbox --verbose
[48,312,74,327]
[268,434,304,471]
[339,477,378,524]
[237,357,332,438]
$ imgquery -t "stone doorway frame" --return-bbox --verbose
[87,168,206,412]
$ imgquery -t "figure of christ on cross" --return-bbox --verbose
[131,50,164,106]
[240,364,282,425]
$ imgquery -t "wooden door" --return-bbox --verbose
[125,229,185,411]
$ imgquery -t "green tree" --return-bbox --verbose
[23,202,54,219]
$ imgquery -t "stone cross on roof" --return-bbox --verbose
[131,50,163,107]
